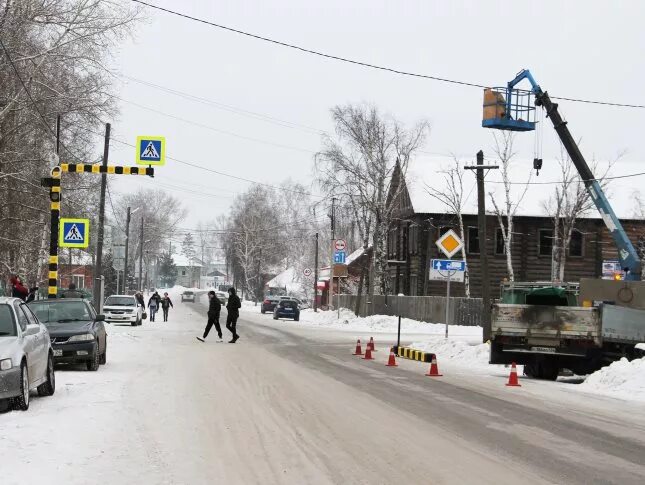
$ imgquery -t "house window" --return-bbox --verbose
[408,225,418,254]
[182,270,186,276]
[539,229,554,256]
[72,275,84,289]
[569,229,584,257]
[388,229,397,257]
[409,275,418,296]
[467,227,480,254]
[495,228,506,255]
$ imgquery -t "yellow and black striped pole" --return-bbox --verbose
[60,163,154,176]
[48,166,62,298]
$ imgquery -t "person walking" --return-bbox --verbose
[196,291,222,342]
[61,282,83,298]
[225,287,241,343]
[10,275,28,301]
[160,292,174,322]
[148,291,161,322]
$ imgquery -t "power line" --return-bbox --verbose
[131,0,645,109]
[487,170,645,186]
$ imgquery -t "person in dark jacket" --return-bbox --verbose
[61,282,83,299]
[148,291,161,322]
[225,287,241,343]
[197,291,221,342]
[10,275,29,301]
[160,292,174,322]
[135,292,145,307]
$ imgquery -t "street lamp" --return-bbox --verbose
[124,207,141,293]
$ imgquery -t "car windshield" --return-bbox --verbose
[28,301,92,325]
[184,292,193,295]
[280,300,298,308]
[105,296,136,307]
[0,305,17,337]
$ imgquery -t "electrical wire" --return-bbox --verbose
[130,0,645,109]
[486,170,645,185]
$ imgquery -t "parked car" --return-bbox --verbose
[0,297,56,411]
[103,294,143,326]
[28,299,107,372]
[273,299,300,321]
[181,291,195,303]
[261,295,284,313]
[216,291,228,305]
[281,297,310,310]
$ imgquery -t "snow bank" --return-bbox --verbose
[295,308,481,337]
[636,343,645,351]
[410,339,491,370]
[578,357,645,401]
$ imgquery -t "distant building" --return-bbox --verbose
[172,254,203,288]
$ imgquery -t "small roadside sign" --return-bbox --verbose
[59,218,90,248]
[303,268,312,277]
[136,135,165,166]
[436,229,463,258]
[334,239,347,251]
[432,259,466,272]
[334,251,346,264]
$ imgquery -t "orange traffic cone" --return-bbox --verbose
[353,339,363,356]
[368,336,377,352]
[363,346,374,360]
[385,350,398,367]
[425,356,443,377]
[506,362,521,387]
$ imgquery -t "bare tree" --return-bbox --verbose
[488,132,532,281]
[543,146,616,281]
[315,104,429,301]
[426,157,470,296]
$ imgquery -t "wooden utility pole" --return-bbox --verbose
[314,232,319,312]
[465,151,499,342]
[93,123,110,308]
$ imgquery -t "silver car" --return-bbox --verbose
[0,297,56,411]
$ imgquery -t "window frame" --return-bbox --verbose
[72,274,85,289]
[467,226,480,255]
[538,228,554,257]
[568,229,584,258]
[13,301,28,331]
[495,228,506,256]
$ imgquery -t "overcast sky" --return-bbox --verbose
[106,0,645,228]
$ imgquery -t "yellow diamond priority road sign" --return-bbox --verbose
[436,229,463,258]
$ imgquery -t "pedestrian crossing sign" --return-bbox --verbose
[136,135,165,166]
[59,218,90,248]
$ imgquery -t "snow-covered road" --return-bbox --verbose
[3,293,645,484]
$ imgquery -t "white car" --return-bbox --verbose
[103,295,143,326]
[0,297,56,411]
[181,291,196,303]
[215,291,228,305]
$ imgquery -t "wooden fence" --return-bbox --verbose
[335,294,483,327]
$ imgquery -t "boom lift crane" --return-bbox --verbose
[482,69,641,280]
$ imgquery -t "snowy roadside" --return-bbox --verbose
[241,302,645,403]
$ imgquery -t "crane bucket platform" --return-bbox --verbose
[482,86,536,131]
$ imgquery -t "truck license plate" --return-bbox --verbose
[531,346,556,353]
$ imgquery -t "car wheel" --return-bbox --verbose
[131,320,137,326]
[273,313,278,320]
[37,353,56,397]
[294,315,300,322]
[86,342,100,371]
[12,362,29,411]
[261,308,265,314]
[99,338,107,365]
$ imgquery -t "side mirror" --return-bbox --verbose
[95,314,105,322]
[24,325,40,336]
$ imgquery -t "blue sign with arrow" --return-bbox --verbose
[431,259,466,272]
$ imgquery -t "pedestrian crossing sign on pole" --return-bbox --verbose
[136,135,165,166]
[59,218,90,248]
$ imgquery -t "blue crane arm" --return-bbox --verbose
[508,70,641,280]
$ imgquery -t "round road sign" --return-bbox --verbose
[334,239,347,251]
[303,268,312,277]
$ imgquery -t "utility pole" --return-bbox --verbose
[329,197,336,309]
[124,207,131,293]
[314,232,319,312]
[138,216,144,291]
[465,151,499,342]
[93,122,110,309]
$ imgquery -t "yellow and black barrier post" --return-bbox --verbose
[41,163,154,299]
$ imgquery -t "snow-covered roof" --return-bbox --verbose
[265,267,301,294]
[171,254,203,268]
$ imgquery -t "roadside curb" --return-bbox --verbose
[391,346,435,363]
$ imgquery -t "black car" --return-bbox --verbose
[261,295,284,313]
[273,299,300,321]
[28,299,107,371]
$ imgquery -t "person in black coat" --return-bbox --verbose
[225,287,241,343]
[197,291,221,342]
[160,292,174,322]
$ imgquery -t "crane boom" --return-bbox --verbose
[508,70,641,280]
